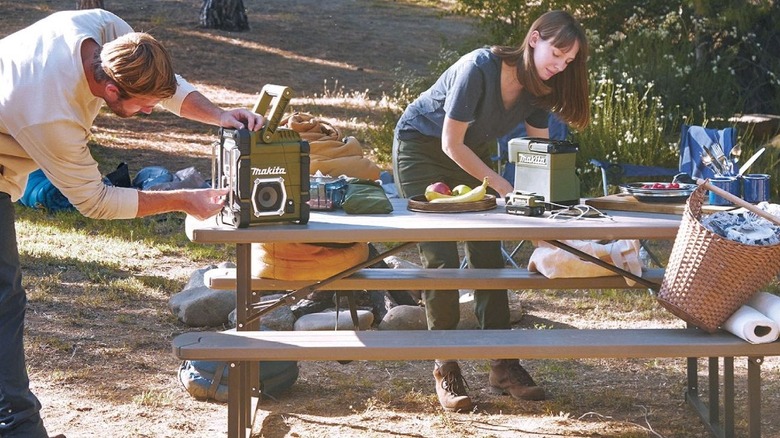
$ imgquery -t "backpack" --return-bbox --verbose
[178,359,299,402]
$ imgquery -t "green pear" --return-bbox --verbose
[451,184,472,196]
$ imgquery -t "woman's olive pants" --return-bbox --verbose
[392,134,510,330]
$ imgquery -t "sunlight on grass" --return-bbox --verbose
[15,207,229,263]
[27,335,73,354]
[133,389,175,408]
[177,29,377,74]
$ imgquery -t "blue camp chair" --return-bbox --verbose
[679,124,738,180]
[590,124,738,196]
[588,160,681,197]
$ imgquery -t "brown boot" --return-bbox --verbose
[433,361,473,412]
[488,359,546,401]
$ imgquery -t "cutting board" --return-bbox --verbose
[585,194,732,215]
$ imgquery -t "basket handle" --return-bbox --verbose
[697,178,780,226]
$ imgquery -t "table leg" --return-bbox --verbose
[747,357,764,438]
[234,243,255,437]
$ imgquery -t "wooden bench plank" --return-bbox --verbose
[205,268,665,291]
[173,329,780,362]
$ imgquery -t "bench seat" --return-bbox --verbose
[204,267,666,291]
[173,328,780,363]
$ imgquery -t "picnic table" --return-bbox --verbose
[174,197,780,438]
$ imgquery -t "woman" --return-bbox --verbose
[392,10,590,412]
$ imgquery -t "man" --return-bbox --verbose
[0,9,264,437]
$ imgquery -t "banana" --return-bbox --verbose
[424,190,454,201]
[429,177,489,203]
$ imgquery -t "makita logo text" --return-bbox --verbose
[518,153,548,167]
[251,166,287,175]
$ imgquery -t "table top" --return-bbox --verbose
[586,194,732,215]
[185,198,682,244]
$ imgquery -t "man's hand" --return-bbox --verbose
[185,187,230,220]
[179,92,265,131]
[136,187,230,220]
[220,108,265,131]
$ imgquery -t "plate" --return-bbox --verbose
[619,182,697,203]
[407,194,497,213]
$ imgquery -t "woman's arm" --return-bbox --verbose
[441,116,514,197]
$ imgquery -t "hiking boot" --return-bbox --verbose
[488,359,546,401]
[433,361,472,412]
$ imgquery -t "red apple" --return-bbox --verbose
[426,182,451,195]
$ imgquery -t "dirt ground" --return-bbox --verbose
[5,1,780,438]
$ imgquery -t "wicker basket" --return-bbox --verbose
[657,183,780,333]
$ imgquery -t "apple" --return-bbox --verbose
[426,182,451,196]
[451,184,472,196]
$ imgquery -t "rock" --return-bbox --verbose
[382,256,423,303]
[383,255,420,269]
[229,293,296,331]
[294,309,374,331]
[169,264,236,327]
[377,305,427,330]
[171,285,236,327]
[291,298,333,319]
[456,290,524,329]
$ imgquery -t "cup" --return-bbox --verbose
[742,174,771,203]
[708,176,740,206]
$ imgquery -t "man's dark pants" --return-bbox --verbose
[0,192,48,437]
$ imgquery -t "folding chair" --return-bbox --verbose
[591,124,738,196]
[589,160,681,197]
[679,124,738,179]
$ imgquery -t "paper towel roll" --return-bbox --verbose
[747,291,780,324]
[722,305,779,344]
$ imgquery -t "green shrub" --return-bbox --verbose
[573,73,680,196]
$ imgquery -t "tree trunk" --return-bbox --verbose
[199,0,249,32]
[77,0,105,9]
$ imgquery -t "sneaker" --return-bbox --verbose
[433,361,473,412]
[488,359,545,401]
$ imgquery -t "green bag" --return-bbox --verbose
[341,178,393,214]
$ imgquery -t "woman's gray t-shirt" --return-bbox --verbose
[396,48,549,148]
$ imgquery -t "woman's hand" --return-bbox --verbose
[441,116,514,197]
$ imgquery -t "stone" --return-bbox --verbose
[169,264,236,327]
[456,289,524,329]
[171,286,236,327]
[294,309,374,331]
[377,305,427,330]
[229,293,296,331]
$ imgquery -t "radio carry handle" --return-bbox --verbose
[251,84,293,144]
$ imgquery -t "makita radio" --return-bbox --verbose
[507,137,580,207]
[212,84,310,227]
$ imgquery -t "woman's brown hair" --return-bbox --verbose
[492,10,590,130]
[95,32,177,100]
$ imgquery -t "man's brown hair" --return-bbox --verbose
[97,32,177,99]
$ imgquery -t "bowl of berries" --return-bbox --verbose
[619,181,698,203]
